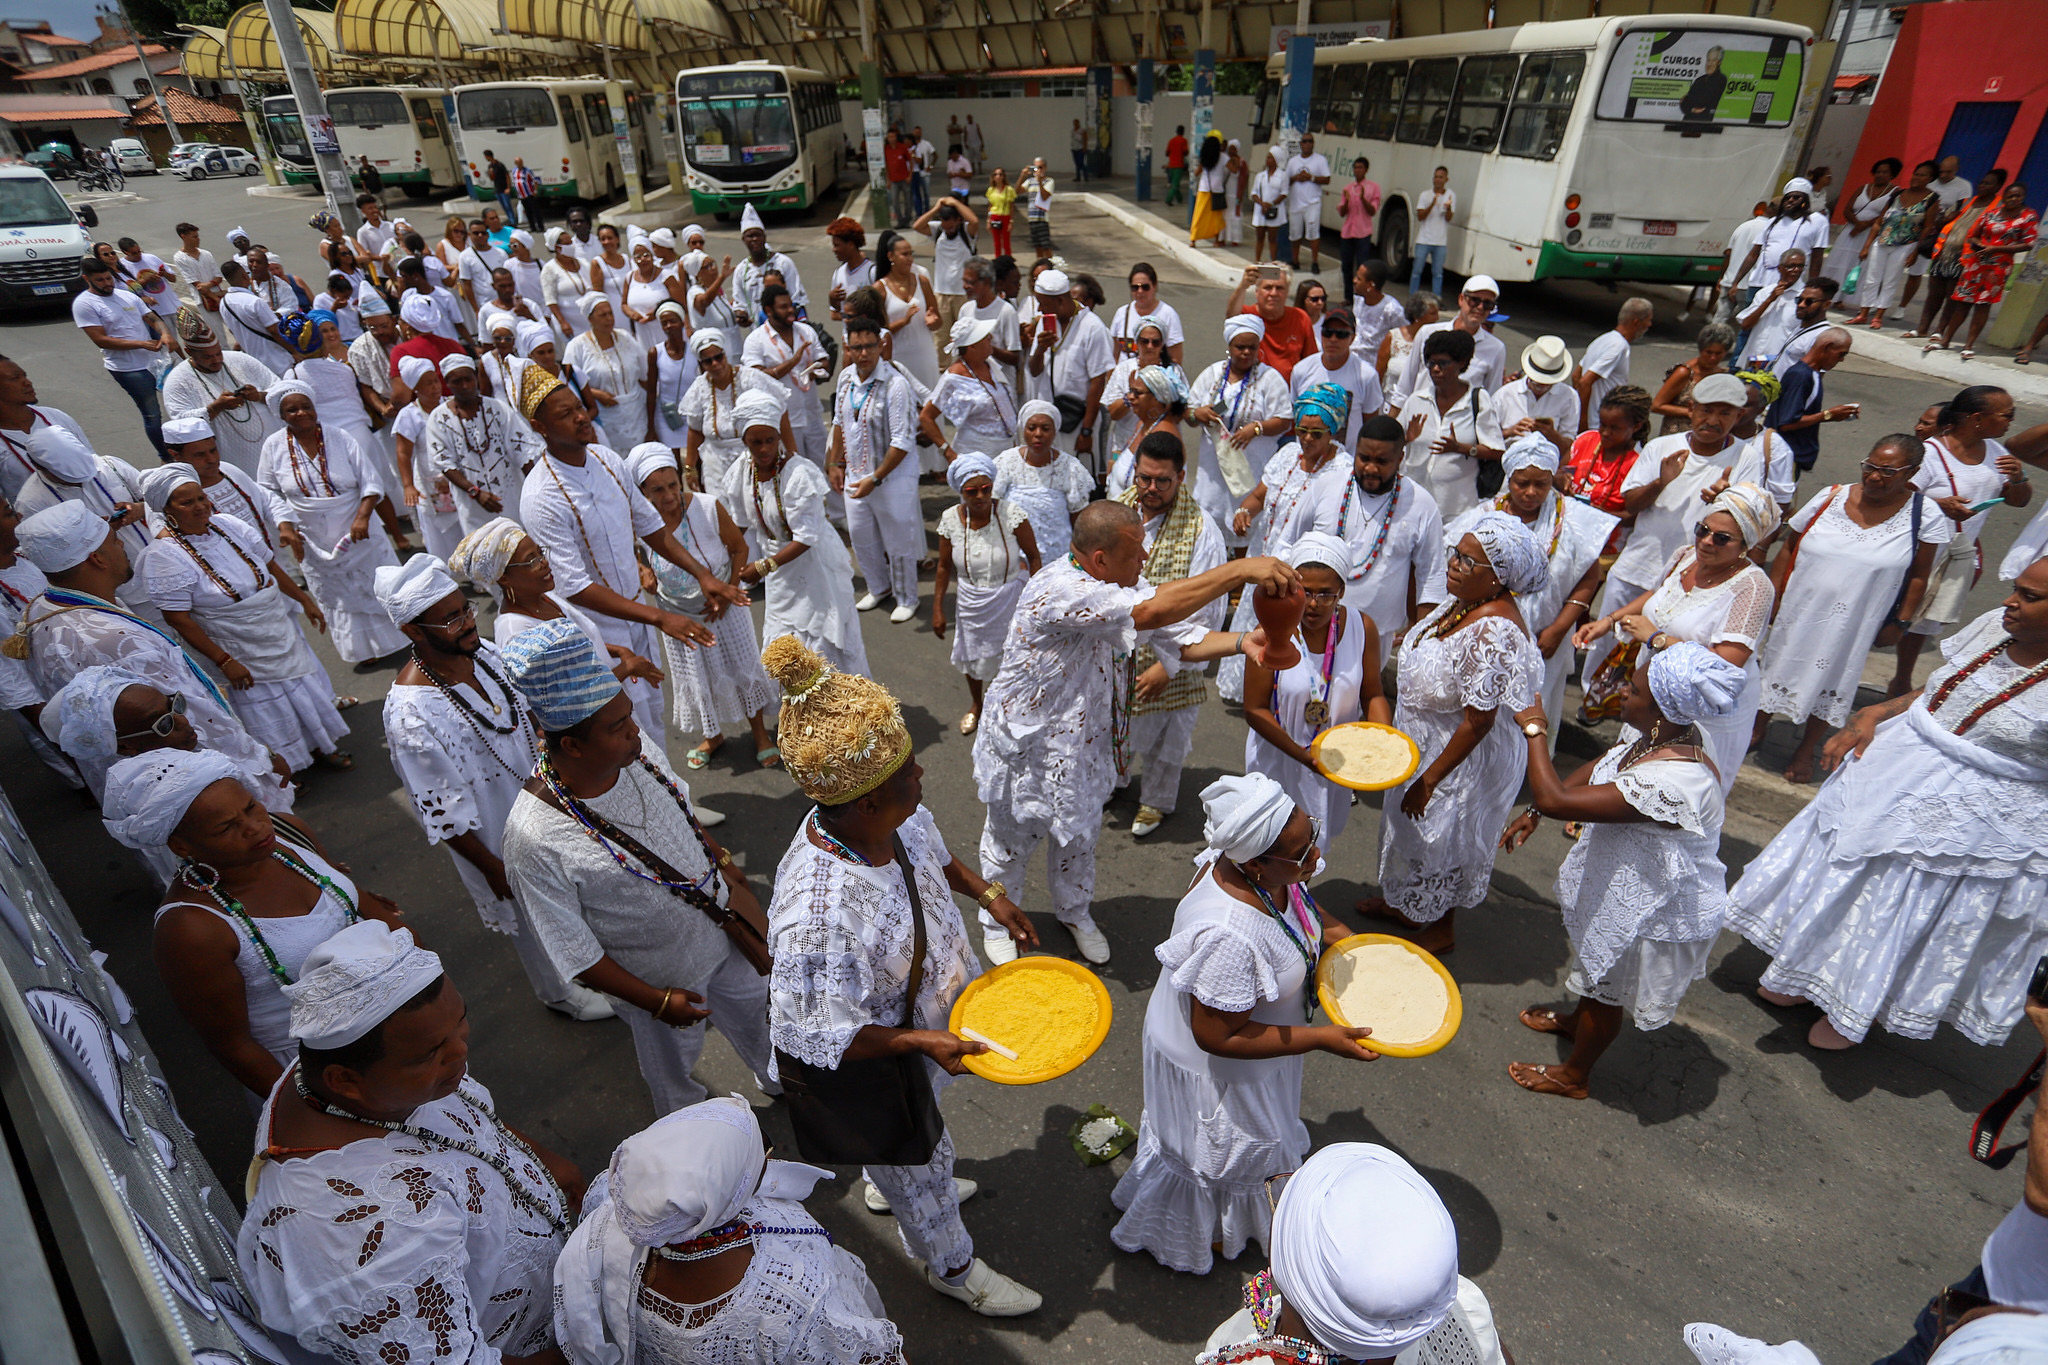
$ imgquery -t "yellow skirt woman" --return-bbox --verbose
[1189,133,1226,244]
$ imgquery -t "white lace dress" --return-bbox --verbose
[928,366,1018,460]
[1188,360,1292,544]
[1760,486,1951,727]
[256,424,408,664]
[566,331,650,450]
[1634,548,1776,795]
[647,491,777,739]
[991,448,1093,562]
[140,517,347,772]
[1729,609,2048,1045]
[937,501,1029,681]
[1379,606,1542,923]
[1244,607,1369,841]
[239,1074,568,1363]
[1111,864,1314,1275]
[1556,745,1728,1029]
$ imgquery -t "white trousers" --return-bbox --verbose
[415,501,465,563]
[611,938,775,1114]
[978,802,1103,934]
[1859,240,1919,313]
[848,471,923,605]
[1123,705,1202,813]
[864,1113,972,1272]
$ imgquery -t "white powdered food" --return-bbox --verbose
[1318,724,1413,785]
[1329,943,1449,1047]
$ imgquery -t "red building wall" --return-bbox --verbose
[1841,0,2048,211]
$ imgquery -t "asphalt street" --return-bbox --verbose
[3,170,2042,1365]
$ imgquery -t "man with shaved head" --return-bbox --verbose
[1767,325,1858,476]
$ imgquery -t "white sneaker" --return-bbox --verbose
[1064,919,1111,964]
[983,930,1019,965]
[856,592,882,611]
[693,806,726,828]
[1130,804,1165,837]
[546,985,615,1021]
[865,1176,977,1214]
[889,602,916,624]
[926,1258,1042,1316]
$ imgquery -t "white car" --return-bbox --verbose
[174,146,260,180]
[107,138,156,175]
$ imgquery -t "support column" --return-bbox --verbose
[1086,64,1112,179]
[437,68,473,199]
[237,78,278,186]
[860,0,887,229]
[659,90,684,194]
[1134,56,1154,201]
[1191,49,1214,228]
[258,0,355,229]
[600,47,644,213]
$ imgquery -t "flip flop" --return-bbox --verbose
[333,695,360,710]
[312,749,354,772]
[756,746,781,769]
[686,748,712,770]
[1519,1006,1575,1037]
[1508,1062,1587,1099]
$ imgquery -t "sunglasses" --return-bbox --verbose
[1130,281,1154,292]
[1693,522,1738,546]
[1256,815,1323,872]
[116,690,186,742]
[1322,330,1353,341]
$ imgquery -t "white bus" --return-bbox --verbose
[1256,16,1813,287]
[325,86,459,194]
[261,93,316,186]
[675,63,844,218]
[452,78,663,205]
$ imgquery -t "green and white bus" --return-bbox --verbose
[675,63,844,218]
[325,87,459,193]
[453,78,662,204]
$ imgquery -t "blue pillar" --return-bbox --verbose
[1277,37,1314,258]
[1190,49,1214,228]
[1135,57,1154,201]
[1087,64,1112,179]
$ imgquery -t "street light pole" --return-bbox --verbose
[258,0,358,231]
[113,0,181,145]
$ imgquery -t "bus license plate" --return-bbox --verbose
[1643,220,1677,236]
[31,283,63,295]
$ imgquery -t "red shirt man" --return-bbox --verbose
[1243,305,1315,381]
[1165,132,1189,170]
[389,331,462,382]
[883,137,911,185]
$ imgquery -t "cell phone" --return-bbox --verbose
[2029,953,2048,1003]
[1039,311,1060,341]
[1969,497,2007,513]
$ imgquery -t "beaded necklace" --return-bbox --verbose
[1299,608,1343,732]
[170,522,267,602]
[750,458,793,542]
[290,1070,571,1237]
[1264,448,1339,545]
[449,400,511,490]
[541,450,638,600]
[1428,589,1505,642]
[1927,636,2048,736]
[184,848,359,985]
[410,646,539,776]
[1618,721,1704,772]
[842,371,884,479]
[1241,876,1321,1022]
[0,574,28,608]
[1351,475,1403,578]
[204,475,275,552]
[283,429,336,498]
[806,807,872,865]
[536,750,721,897]
[189,362,259,430]
[964,359,1016,438]
[1493,489,1567,560]
[650,1213,832,1262]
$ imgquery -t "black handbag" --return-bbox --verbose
[774,833,945,1167]
[1469,390,1504,499]
[1053,392,1088,434]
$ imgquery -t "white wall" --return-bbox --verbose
[838,92,1260,180]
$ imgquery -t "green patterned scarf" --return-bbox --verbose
[1118,484,1208,715]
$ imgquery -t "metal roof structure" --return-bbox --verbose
[177,24,229,80]
[333,0,583,69]
[221,4,363,77]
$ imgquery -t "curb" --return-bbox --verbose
[1072,190,1242,288]
[245,183,318,200]
[1839,325,2048,404]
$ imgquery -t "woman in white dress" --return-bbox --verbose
[1110,773,1370,1275]
[1497,643,1745,1099]
[932,453,1041,734]
[1108,263,1186,366]
[1761,433,1950,783]
[920,314,1018,461]
[1573,483,1780,797]
[542,229,593,339]
[587,222,632,318]
[1103,320,1179,454]
[1730,564,2048,1051]
[1104,365,1190,499]
[644,303,696,455]
[992,400,1093,562]
[877,231,941,393]
[683,250,741,363]
[479,314,530,411]
[619,239,671,352]
[257,380,408,664]
[681,330,791,508]
[1189,314,1294,542]
[553,1095,906,1365]
[725,391,870,677]
[1377,290,1439,383]
[1370,513,1546,955]
[1444,434,1617,739]
[1244,534,1389,843]
[139,465,351,772]
[390,355,464,562]
[1395,326,1504,524]
[627,445,779,771]
[281,310,401,496]
[565,293,649,450]
[1890,385,2031,695]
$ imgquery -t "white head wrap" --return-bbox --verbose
[733,388,785,435]
[101,748,252,851]
[649,227,675,250]
[137,462,201,514]
[265,378,315,420]
[1200,772,1296,864]
[485,313,518,338]
[438,351,476,376]
[1707,481,1780,548]
[682,224,705,246]
[655,300,686,324]
[1223,313,1266,343]
[946,452,997,493]
[373,553,460,626]
[1647,641,1747,726]
[1465,511,1548,597]
[448,516,526,591]
[1033,268,1070,295]
[1287,531,1352,578]
[545,226,570,253]
[40,664,152,768]
[357,289,391,318]
[509,229,534,251]
[689,327,728,360]
[627,443,679,488]
[398,354,437,389]
[1270,1143,1459,1358]
[27,426,97,484]
[398,292,440,334]
[1501,431,1560,478]
[1781,176,1813,197]
[609,1095,764,1246]
[516,320,553,357]
[739,203,766,234]
[228,226,250,244]
[681,249,709,280]
[17,500,111,573]
[579,290,612,321]
[1925,1311,2048,1365]
[1684,1324,1825,1365]
[1018,399,1060,434]
[161,413,215,447]
[283,920,445,1050]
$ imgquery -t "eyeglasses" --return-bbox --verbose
[1861,460,1914,479]
[115,690,186,742]
[1257,816,1323,873]
[1322,330,1353,341]
[1303,587,1342,603]
[1692,521,1738,546]
[505,549,547,571]
[1447,546,1483,571]
[420,600,478,630]
[1305,293,1326,305]
[1130,281,1154,292]
[1131,471,1179,487]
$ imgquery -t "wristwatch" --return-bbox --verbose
[1522,719,1547,738]
[977,879,1007,908]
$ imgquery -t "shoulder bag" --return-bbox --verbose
[1471,389,1504,499]
[774,833,946,1167]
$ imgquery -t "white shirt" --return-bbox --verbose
[1492,376,1581,440]
[1719,215,1770,289]
[1578,329,1632,418]
[1283,151,1329,212]
[1396,384,1504,523]
[1740,290,1802,367]
[1744,213,1829,287]
[1611,434,1749,585]
[71,286,155,372]
[1769,321,1831,376]
[832,363,918,480]
[354,219,394,263]
[1931,174,1974,219]
[1351,294,1408,368]
[1389,320,1507,408]
[171,247,219,304]
[1415,187,1455,246]
[912,138,935,174]
[925,222,976,295]
[1288,351,1380,450]
[829,257,876,312]
[457,242,508,303]
[1984,1201,2048,1313]
[1028,308,1114,408]
[946,154,972,194]
[1342,474,1448,659]
[1109,300,1186,353]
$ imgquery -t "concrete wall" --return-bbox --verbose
[838,92,1259,180]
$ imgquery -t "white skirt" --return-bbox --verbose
[950,575,1022,682]
[233,672,351,771]
[660,604,778,738]
[1565,938,1715,1031]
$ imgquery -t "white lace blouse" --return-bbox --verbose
[1641,547,1776,653]
[936,502,1028,589]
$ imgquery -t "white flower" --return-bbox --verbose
[1078,1116,1121,1154]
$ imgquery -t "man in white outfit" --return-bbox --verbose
[830,316,923,623]
[1284,132,1332,273]
[1344,414,1447,666]
[742,284,829,468]
[1493,336,1580,460]
[1387,275,1507,409]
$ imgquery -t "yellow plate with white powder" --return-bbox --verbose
[1315,933,1462,1057]
[1310,722,1421,792]
[949,958,1113,1085]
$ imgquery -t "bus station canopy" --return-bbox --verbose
[333,0,583,68]
[221,4,373,78]
[177,24,230,81]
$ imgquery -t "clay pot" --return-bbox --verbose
[1252,581,1305,670]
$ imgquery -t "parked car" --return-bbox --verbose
[166,141,216,169]
[0,165,96,309]
[174,146,259,180]
[24,146,78,179]
[108,138,156,175]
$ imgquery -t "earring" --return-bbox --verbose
[179,857,220,890]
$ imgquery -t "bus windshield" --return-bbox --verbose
[679,95,795,175]
[1596,27,1803,127]
[457,87,558,131]
[327,90,408,127]
[265,109,309,163]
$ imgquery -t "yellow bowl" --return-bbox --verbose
[1314,933,1462,1057]
[1310,722,1422,792]
[948,957,1113,1085]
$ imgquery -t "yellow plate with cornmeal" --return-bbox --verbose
[949,957,1113,1085]
[1310,722,1421,792]
[1315,933,1462,1057]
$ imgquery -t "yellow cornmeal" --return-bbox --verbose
[1328,944,1450,1047]
[957,970,1099,1079]
[1318,725,1414,785]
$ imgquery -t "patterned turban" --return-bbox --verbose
[501,616,621,732]
[1293,382,1350,435]
[1466,510,1549,597]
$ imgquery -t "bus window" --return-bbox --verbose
[1357,63,1407,143]
[1445,55,1520,152]
[1252,78,1278,145]
[559,96,583,142]
[1396,57,1457,146]
[327,89,407,128]
[626,93,642,128]
[1500,52,1585,160]
[584,93,612,139]
[1307,64,1335,135]
[1324,64,1369,138]
[411,98,443,140]
[458,86,556,130]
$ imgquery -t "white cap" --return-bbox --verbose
[1034,268,1071,295]
[1462,275,1500,297]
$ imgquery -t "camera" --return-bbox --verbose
[2029,953,2048,1003]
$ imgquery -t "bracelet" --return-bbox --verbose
[977,879,1007,908]
[655,987,673,1022]
[716,848,733,869]
[1521,804,1541,822]
[1236,631,1248,656]
[754,557,777,577]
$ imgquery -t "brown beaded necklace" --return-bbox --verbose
[170,522,267,602]
[1926,637,2048,736]
[1429,588,1506,641]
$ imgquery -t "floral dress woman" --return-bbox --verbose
[1953,202,2040,306]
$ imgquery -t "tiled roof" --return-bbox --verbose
[20,44,167,81]
[128,87,243,126]
[0,106,127,121]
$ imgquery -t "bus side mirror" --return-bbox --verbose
[77,204,98,228]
